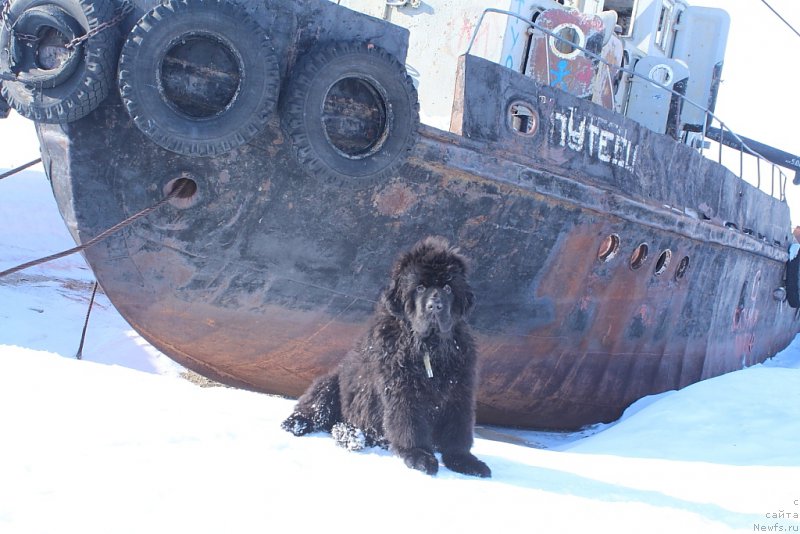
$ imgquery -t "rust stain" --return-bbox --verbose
[466,214,489,226]
[260,177,271,196]
[373,182,419,217]
[637,304,652,326]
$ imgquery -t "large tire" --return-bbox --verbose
[0,0,120,123]
[0,85,10,119]
[786,245,800,308]
[281,42,419,181]
[117,0,280,157]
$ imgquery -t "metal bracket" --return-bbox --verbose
[386,0,421,8]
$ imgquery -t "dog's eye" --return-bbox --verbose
[416,284,425,293]
[443,284,452,294]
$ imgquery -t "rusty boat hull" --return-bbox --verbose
[13,0,799,429]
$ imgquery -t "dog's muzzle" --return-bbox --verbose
[425,290,453,334]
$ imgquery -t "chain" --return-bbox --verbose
[1,0,133,49]
[1,0,11,32]
[65,0,133,49]
[1,0,38,42]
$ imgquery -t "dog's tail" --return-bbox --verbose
[281,373,342,436]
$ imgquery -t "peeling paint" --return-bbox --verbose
[373,182,419,217]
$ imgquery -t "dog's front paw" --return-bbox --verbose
[281,412,314,436]
[331,422,368,451]
[398,447,439,475]
[442,451,491,478]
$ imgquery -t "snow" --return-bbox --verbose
[2,114,800,532]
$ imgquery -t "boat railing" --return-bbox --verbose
[465,8,789,202]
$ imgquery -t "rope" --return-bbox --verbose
[760,0,800,40]
[0,180,190,278]
[75,281,98,360]
[0,158,42,180]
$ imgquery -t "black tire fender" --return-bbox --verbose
[786,245,800,308]
[6,4,84,88]
[0,0,121,123]
[0,84,10,119]
[117,0,280,157]
[281,41,420,181]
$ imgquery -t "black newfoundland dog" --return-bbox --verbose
[281,236,490,478]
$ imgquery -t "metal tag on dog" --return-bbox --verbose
[423,352,433,378]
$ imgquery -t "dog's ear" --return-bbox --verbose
[459,286,475,317]
[382,277,405,319]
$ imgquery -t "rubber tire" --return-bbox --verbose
[786,253,800,308]
[5,4,84,88]
[0,0,120,123]
[0,85,9,119]
[117,0,280,157]
[281,41,419,181]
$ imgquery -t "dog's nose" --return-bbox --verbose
[426,291,443,312]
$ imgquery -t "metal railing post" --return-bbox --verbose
[465,8,790,201]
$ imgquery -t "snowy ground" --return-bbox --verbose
[2,112,800,533]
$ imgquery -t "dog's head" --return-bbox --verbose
[382,236,475,338]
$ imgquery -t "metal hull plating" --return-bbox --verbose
[29,1,800,430]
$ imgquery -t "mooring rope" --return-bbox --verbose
[0,157,42,180]
[75,281,99,360]
[0,179,189,278]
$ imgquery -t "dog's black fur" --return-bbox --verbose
[281,236,490,477]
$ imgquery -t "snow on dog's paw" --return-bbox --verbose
[281,412,313,436]
[331,422,368,451]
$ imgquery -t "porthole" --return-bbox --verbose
[630,243,648,270]
[654,249,671,276]
[648,64,674,87]
[597,234,620,262]
[164,174,200,209]
[675,256,690,280]
[548,23,585,60]
[508,101,539,136]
